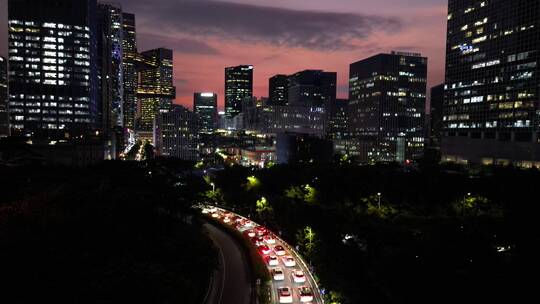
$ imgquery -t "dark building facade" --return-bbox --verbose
[443,0,540,167]
[96,3,124,158]
[288,70,337,110]
[268,74,288,106]
[8,0,99,139]
[349,52,427,163]
[0,56,8,137]
[276,132,333,164]
[136,48,175,132]
[429,84,444,148]
[328,98,348,140]
[122,13,137,131]
[194,92,218,134]
[154,105,199,161]
[225,65,253,119]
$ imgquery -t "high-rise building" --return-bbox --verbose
[122,13,137,131]
[443,0,540,167]
[8,0,99,139]
[429,84,444,148]
[154,105,199,161]
[288,70,336,109]
[97,3,124,158]
[268,74,288,106]
[0,56,9,137]
[194,92,218,134]
[349,52,427,163]
[225,65,253,118]
[136,48,175,132]
[328,98,348,140]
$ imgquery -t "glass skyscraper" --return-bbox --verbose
[225,65,253,119]
[0,56,8,137]
[122,13,137,131]
[349,52,427,163]
[136,48,175,132]
[194,92,218,134]
[8,0,98,139]
[443,0,540,166]
[268,74,288,106]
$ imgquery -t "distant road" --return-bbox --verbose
[203,222,252,304]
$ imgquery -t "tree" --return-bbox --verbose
[245,175,261,191]
[453,194,501,217]
[296,226,318,260]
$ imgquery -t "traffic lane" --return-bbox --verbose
[211,208,322,304]
[270,241,311,304]
[204,222,252,304]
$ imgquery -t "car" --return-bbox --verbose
[272,267,285,281]
[251,236,264,246]
[278,287,293,303]
[245,229,256,238]
[297,286,314,303]
[255,226,267,236]
[291,270,306,283]
[258,244,271,255]
[267,255,279,266]
[274,245,286,256]
[282,256,296,267]
[234,223,244,230]
[223,217,231,223]
[263,235,276,244]
[211,212,220,218]
[243,220,254,228]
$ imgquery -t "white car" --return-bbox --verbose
[211,212,219,218]
[298,286,314,303]
[274,245,286,256]
[281,256,296,267]
[263,235,276,244]
[278,287,293,303]
[291,270,306,283]
[223,217,231,223]
[243,220,254,228]
[267,255,279,266]
[272,267,285,281]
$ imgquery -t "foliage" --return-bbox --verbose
[0,162,216,304]
[296,226,319,260]
[245,175,261,191]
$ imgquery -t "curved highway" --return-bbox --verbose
[202,206,324,304]
[203,221,252,304]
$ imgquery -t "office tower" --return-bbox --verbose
[154,105,199,161]
[288,70,336,109]
[225,65,253,118]
[97,3,124,158]
[443,0,540,166]
[122,13,137,131]
[268,74,288,106]
[0,56,8,137]
[136,48,175,132]
[429,84,444,148]
[349,51,427,163]
[194,92,218,134]
[328,98,348,140]
[8,0,98,139]
[276,133,333,165]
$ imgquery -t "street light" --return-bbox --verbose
[377,192,382,209]
[211,182,215,192]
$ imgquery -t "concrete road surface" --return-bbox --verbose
[203,222,253,304]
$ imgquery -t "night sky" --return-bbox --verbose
[0,0,448,109]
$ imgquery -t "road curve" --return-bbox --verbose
[203,221,252,304]
[204,206,325,304]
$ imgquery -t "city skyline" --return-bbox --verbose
[0,0,447,110]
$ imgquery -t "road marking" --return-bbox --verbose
[217,245,226,304]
